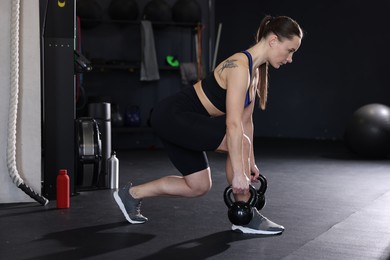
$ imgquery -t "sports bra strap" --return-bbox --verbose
[241,50,253,79]
[241,50,253,107]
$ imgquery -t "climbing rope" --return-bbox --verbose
[7,0,48,205]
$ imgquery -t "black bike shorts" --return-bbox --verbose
[150,86,226,175]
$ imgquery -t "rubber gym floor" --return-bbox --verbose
[1,138,390,260]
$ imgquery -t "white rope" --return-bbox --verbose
[7,0,48,205]
[7,0,23,186]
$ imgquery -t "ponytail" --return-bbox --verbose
[254,15,303,110]
[255,15,273,110]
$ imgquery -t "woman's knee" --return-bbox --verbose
[191,183,212,197]
[184,168,212,197]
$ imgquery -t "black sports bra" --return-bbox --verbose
[201,50,253,113]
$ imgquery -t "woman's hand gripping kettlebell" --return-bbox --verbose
[224,185,258,225]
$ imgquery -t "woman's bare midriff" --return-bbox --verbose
[193,81,225,118]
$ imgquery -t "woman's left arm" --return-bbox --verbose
[242,71,260,181]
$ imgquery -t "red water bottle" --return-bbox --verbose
[56,169,70,208]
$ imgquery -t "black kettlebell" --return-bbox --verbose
[223,185,257,225]
[255,174,268,210]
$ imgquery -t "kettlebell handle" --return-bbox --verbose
[223,185,257,208]
[257,174,268,195]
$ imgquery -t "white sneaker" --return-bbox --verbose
[232,208,284,235]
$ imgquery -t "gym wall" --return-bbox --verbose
[0,0,41,203]
[78,0,212,149]
[215,0,390,140]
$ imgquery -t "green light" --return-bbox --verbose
[166,55,180,67]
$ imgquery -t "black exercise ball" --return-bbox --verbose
[76,0,104,29]
[108,0,139,21]
[344,103,390,158]
[143,0,172,23]
[172,0,202,23]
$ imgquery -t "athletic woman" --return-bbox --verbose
[114,15,303,235]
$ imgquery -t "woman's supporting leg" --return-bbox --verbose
[130,167,212,199]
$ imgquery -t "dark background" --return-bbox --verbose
[215,0,390,140]
[76,0,390,148]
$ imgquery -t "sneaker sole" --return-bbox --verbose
[232,224,284,235]
[113,191,145,224]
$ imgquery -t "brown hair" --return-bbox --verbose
[255,15,303,110]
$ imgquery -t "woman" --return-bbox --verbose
[114,15,303,235]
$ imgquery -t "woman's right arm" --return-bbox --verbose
[223,61,252,195]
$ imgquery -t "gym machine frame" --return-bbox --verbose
[42,0,76,199]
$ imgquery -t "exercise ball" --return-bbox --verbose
[108,0,139,21]
[76,0,104,29]
[344,103,390,158]
[143,0,172,23]
[172,0,202,23]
